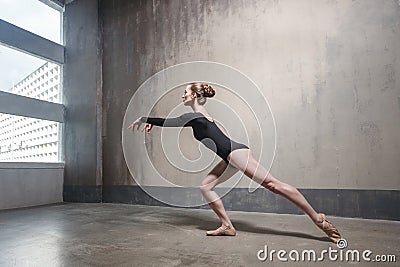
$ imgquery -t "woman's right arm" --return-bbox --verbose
[140,113,193,127]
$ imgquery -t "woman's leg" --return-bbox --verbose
[226,148,341,242]
[227,149,321,223]
[199,160,239,228]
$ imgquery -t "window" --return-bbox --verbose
[0,46,61,103]
[0,0,61,43]
[0,113,61,162]
[0,0,64,163]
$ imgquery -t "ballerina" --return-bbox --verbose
[128,82,341,243]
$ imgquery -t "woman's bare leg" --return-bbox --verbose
[222,148,340,242]
[227,149,322,223]
[199,160,239,228]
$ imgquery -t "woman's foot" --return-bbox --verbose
[206,225,236,236]
[315,213,341,243]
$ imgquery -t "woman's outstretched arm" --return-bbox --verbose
[140,113,194,127]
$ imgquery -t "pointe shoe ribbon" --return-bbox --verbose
[206,225,236,236]
[318,213,341,243]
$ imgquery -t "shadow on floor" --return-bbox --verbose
[157,211,331,243]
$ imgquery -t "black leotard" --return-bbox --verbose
[140,112,249,165]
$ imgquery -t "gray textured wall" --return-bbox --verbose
[63,0,102,191]
[101,0,400,190]
[0,163,63,210]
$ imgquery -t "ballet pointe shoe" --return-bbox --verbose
[317,213,341,243]
[206,225,236,236]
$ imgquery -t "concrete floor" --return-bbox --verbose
[0,203,398,267]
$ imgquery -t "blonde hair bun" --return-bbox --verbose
[190,82,215,98]
[202,84,215,98]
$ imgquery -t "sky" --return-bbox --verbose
[0,0,61,91]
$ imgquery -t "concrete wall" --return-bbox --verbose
[101,0,400,189]
[63,0,103,202]
[0,163,63,210]
[63,0,400,219]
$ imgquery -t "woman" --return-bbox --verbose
[128,82,341,243]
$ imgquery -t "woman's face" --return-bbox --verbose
[182,86,194,106]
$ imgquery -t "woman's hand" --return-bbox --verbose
[127,117,143,133]
[127,117,153,134]
[142,123,153,134]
